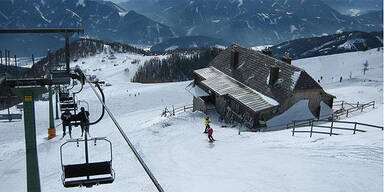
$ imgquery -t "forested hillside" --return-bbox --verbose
[132,48,221,83]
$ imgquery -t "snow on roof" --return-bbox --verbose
[186,85,210,97]
[195,67,279,113]
[291,71,301,90]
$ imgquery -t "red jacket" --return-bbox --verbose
[207,128,213,135]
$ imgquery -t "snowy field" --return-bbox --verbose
[0,48,382,192]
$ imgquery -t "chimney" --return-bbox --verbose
[269,67,279,85]
[281,52,291,64]
[231,50,239,68]
[262,47,272,57]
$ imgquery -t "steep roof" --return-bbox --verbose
[208,44,323,104]
[194,67,278,113]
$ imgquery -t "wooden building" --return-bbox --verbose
[192,44,335,129]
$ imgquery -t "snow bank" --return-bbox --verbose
[266,100,315,129]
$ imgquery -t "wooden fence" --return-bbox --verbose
[161,104,193,117]
[292,119,383,137]
[333,101,375,118]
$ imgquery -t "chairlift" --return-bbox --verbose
[60,103,78,111]
[60,96,74,103]
[60,137,114,188]
[59,74,111,188]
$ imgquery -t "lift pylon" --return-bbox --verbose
[11,87,47,192]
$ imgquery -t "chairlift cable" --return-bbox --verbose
[85,78,165,192]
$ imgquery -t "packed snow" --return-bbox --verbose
[0,48,382,192]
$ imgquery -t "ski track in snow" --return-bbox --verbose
[0,49,383,192]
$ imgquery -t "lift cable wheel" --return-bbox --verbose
[85,78,165,192]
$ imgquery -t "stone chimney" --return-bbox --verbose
[269,67,279,85]
[281,52,291,64]
[262,47,272,57]
[231,49,239,68]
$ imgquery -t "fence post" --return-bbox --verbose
[330,120,334,136]
[353,123,357,134]
[361,104,364,112]
[373,101,375,109]
[341,101,344,109]
[184,106,185,112]
[346,110,349,117]
[310,120,313,138]
[172,105,175,116]
[292,121,296,136]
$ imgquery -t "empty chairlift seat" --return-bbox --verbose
[60,96,73,103]
[60,103,77,111]
[63,161,114,188]
[60,137,115,188]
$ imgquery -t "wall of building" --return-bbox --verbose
[215,95,227,115]
[193,96,207,114]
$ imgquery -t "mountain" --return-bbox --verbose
[321,0,383,15]
[0,0,175,56]
[269,31,383,60]
[120,0,382,47]
[150,36,230,51]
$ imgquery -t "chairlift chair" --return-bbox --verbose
[60,103,78,112]
[60,96,74,103]
[60,137,115,188]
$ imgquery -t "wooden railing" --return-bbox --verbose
[334,101,375,118]
[258,100,377,133]
[292,119,383,137]
[161,104,193,117]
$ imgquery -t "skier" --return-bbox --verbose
[204,116,211,133]
[61,110,72,138]
[207,127,215,142]
[77,107,90,137]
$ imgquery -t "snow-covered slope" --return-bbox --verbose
[0,49,382,191]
